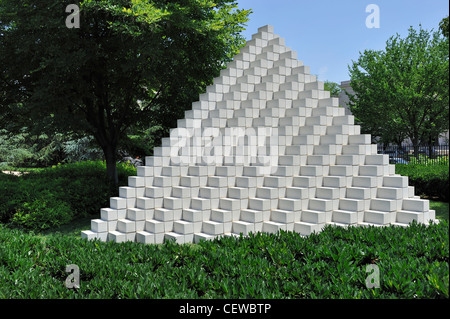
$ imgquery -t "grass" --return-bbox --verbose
[430,201,449,221]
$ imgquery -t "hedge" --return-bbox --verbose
[395,164,449,202]
[0,161,137,230]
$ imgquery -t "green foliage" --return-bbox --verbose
[348,25,449,147]
[11,192,72,230]
[0,161,137,230]
[396,163,449,202]
[0,131,66,168]
[430,201,449,221]
[0,0,252,184]
[323,81,342,98]
[440,15,449,38]
[0,220,448,298]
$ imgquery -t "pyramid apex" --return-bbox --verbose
[258,25,274,34]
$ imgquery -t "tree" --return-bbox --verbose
[347,25,449,154]
[0,0,251,184]
[324,81,341,98]
[440,15,449,38]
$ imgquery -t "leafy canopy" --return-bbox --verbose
[347,25,449,147]
[0,0,251,183]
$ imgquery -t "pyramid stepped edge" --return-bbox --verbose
[81,25,438,244]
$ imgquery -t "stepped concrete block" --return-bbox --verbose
[346,187,371,200]
[165,232,185,244]
[402,198,429,212]
[191,198,211,210]
[339,198,364,212]
[332,210,361,224]
[182,209,203,222]
[145,186,164,198]
[117,219,136,233]
[108,231,127,243]
[257,187,279,199]
[264,176,287,188]
[172,186,191,198]
[145,220,165,233]
[294,222,325,236]
[220,198,241,211]
[233,221,255,235]
[286,187,309,199]
[329,165,352,177]
[202,221,224,235]
[263,221,288,233]
[128,176,145,188]
[249,198,272,211]
[174,220,194,234]
[301,210,328,223]
[365,154,389,165]
[199,187,220,199]
[377,187,403,199]
[136,197,155,210]
[110,197,127,210]
[370,199,397,212]
[271,209,296,223]
[241,209,264,223]
[107,220,118,231]
[127,208,145,221]
[293,176,316,188]
[309,198,333,212]
[336,155,363,166]
[396,211,426,224]
[279,198,304,211]
[194,233,216,243]
[136,231,155,244]
[91,219,108,233]
[316,187,340,200]
[352,176,378,188]
[322,176,347,188]
[307,155,330,166]
[101,208,118,221]
[163,197,183,210]
[348,134,371,145]
[383,176,408,188]
[359,165,383,176]
[83,25,434,244]
[228,187,249,199]
[119,187,137,198]
[211,209,234,223]
[155,208,175,222]
[364,211,395,225]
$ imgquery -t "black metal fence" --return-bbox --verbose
[377,144,449,165]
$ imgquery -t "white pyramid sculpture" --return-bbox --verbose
[81,25,437,244]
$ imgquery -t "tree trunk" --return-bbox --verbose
[104,144,118,186]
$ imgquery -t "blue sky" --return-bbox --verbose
[235,0,449,84]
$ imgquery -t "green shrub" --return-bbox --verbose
[11,191,72,230]
[395,164,449,202]
[0,161,137,230]
[0,220,448,299]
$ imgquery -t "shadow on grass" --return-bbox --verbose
[430,201,449,221]
[39,214,96,239]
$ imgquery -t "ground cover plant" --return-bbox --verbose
[0,220,448,299]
